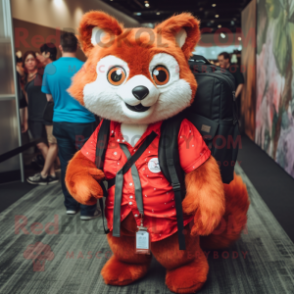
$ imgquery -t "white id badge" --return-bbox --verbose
[136,229,150,255]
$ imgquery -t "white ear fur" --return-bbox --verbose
[175,28,187,48]
[91,27,107,46]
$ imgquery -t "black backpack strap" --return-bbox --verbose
[95,119,111,170]
[98,198,109,234]
[158,114,186,250]
[95,119,111,234]
[112,131,158,237]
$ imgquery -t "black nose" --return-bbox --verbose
[132,86,149,100]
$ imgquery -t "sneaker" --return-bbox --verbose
[66,210,79,215]
[47,175,59,185]
[27,173,48,185]
[80,209,102,221]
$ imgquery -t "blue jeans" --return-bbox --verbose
[53,121,97,216]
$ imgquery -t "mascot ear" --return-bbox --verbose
[78,11,123,56]
[155,13,201,60]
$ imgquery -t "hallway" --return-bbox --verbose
[1,164,294,294]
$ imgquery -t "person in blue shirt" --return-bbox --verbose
[41,32,99,220]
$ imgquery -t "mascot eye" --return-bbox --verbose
[152,65,169,86]
[107,66,126,86]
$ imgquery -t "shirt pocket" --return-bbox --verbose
[104,148,122,179]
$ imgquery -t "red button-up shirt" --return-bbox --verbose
[81,119,211,241]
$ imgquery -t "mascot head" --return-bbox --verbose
[69,11,201,124]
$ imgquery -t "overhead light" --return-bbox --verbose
[218,24,222,28]
[156,12,160,15]
[53,0,63,5]
[134,12,141,15]
[238,37,242,41]
[211,20,214,23]
[220,33,226,38]
[215,14,219,18]
[145,3,149,7]
[212,4,216,7]
[231,20,235,25]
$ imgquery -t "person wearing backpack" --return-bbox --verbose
[64,11,249,293]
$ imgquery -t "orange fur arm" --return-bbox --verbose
[65,151,105,205]
[182,156,225,236]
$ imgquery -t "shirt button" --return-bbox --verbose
[134,149,137,152]
[135,214,138,217]
[114,152,117,155]
[129,183,132,186]
[130,196,133,199]
[129,202,133,205]
[117,139,120,142]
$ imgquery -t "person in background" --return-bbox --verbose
[27,43,59,185]
[37,43,57,67]
[22,51,57,184]
[217,52,244,120]
[41,32,100,220]
[15,51,28,124]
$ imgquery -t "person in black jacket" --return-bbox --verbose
[27,44,60,185]
[21,51,58,185]
[217,52,244,118]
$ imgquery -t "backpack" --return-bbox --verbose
[95,55,240,250]
[184,54,240,183]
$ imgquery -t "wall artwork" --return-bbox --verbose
[256,0,294,178]
[241,0,256,140]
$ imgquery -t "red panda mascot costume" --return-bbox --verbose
[65,11,250,293]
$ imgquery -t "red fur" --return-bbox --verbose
[182,156,226,236]
[101,213,209,293]
[65,11,250,294]
[200,173,250,250]
[65,151,105,205]
[155,13,201,60]
[78,11,123,56]
[68,12,200,106]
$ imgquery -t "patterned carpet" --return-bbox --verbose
[0,164,294,294]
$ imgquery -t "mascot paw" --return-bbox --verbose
[191,209,224,236]
[101,256,150,286]
[66,169,105,205]
[165,257,209,293]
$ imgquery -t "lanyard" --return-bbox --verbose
[112,131,157,237]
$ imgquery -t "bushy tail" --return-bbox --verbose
[200,173,250,250]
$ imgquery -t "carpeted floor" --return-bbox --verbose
[0,181,35,213]
[238,135,294,243]
[0,163,294,294]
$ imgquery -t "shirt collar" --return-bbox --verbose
[109,120,162,140]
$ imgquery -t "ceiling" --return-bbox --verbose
[102,0,252,32]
